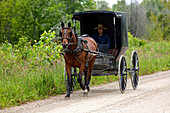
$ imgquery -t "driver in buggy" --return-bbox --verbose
[93,24,111,49]
[93,24,111,54]
[93,24,118,56]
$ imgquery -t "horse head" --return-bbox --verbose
[59,22,75,49]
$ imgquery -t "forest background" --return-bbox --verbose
[0,0,169,43]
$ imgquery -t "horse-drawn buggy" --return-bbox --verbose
[59,11,139,98]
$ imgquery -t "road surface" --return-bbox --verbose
[1,70,170,113]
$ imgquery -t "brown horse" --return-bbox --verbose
[60,22,97,98]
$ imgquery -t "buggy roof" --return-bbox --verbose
[73,11,125,20]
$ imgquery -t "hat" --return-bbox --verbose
[94,24,107,30]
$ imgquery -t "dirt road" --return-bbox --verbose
[1,70,170,113]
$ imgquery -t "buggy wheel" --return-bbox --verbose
[118,55,127,94]
[130,50,139,90]
[64,67,76,93]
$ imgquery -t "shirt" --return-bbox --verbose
[93,33,111,48]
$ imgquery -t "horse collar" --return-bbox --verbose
[64,37,83,55]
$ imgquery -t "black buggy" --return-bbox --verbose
[64,11,139,93]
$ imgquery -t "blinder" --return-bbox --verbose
[59,31,62,37]
[60,28,73,47]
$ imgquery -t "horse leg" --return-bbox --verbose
[65,65,71,98]
[84,66,89,95]
[84,65,88,88]
[77,64,85,90]
[86,56,96,92]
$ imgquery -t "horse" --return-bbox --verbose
[59,22,97,98]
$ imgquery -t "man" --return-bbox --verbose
[93,24,111,48]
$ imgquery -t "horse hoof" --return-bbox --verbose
[86,85,90,92]
[65,94,70,99]
[81,85,85,90]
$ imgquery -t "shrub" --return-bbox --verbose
[128,32,146,47]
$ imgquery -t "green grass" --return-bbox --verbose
[0,41,169,109]
[0,63,65,108]
[129,41,170,75]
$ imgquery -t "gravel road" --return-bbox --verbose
[1,70,170,113]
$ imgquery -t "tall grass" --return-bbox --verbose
[0,31,169,108]
[129,41,170,75]
[0,62,65,108]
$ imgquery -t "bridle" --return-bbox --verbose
[60,27,78,51]
[60,28,73,47]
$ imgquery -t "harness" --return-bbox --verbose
[63,37,87,55]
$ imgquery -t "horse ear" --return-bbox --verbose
[68,21,71,28]
[61,22,64,28]
[59,31,62,37]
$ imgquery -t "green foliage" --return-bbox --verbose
[162,13,170,40]
[0,30,64,108]
[128,32,146,47]
[0,0,64,44]
[133,41,170,75]
[146,13,164,41]
[63,0,96,14]
[96,0,111,10]
[143,0,170,41]
[112,0,127,12]
[0,0,96,44]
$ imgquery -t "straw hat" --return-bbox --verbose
[94,24,107,30]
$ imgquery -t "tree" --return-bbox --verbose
[96,0,111,10]
[142,0,170,40]
[62,0,96,14]
[0,0,96,44]
[112,0,127,12]
[146,13,163,41]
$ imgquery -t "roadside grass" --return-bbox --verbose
[0,40,169,109]
[134,41,170,75]
[0,63,65,108]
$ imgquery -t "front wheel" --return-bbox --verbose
[118,55,127,94]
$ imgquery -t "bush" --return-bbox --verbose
[0,30,63,108]
[128,32,146,47]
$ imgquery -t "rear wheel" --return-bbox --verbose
[130,50,139,90]
[118,55,127,94]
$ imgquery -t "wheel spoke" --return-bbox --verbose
[123,66,127,73]
[123,76,127,89]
